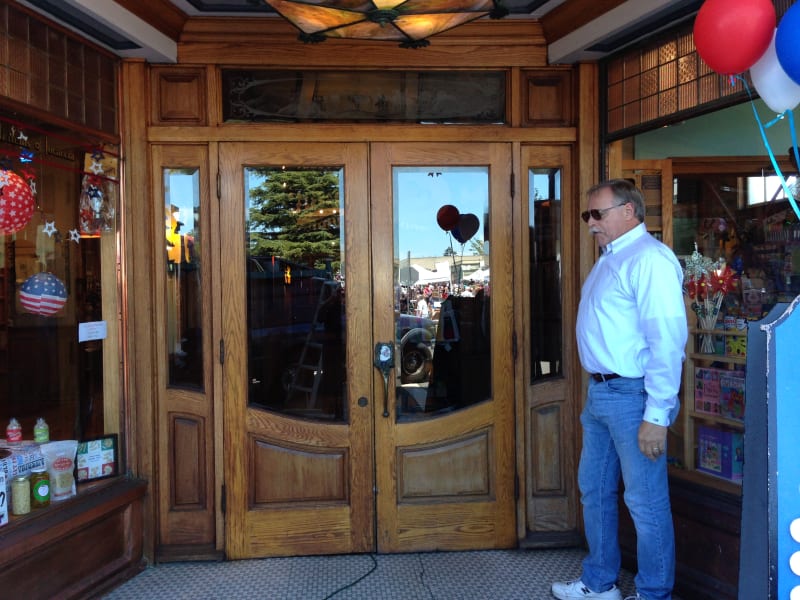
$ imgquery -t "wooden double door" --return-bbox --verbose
[219,142,516,558]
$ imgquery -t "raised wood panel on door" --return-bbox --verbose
[150,144,215,551]
[521,144,579,543]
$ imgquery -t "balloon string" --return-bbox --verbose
[734,74,800,221]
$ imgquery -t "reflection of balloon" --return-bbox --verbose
[777,2,800,85]
[693,0,774,75]
[436,205,460,231]
[0,170,35,234]
[452,213,479,244]
[751,29,800,113]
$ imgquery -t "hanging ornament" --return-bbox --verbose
[19,272,68,316]
[0,170,35,235]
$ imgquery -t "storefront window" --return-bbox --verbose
[0,117,120,445]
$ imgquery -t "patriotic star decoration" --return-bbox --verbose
[69,229,80,243]
[88,185,102,199]
[19,149,33,163]
[43,221,57,237]
[89,160,104,175]
[29,180,36,196]
[16,130,28,144]
[0,170,9,186]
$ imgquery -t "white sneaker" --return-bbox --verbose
[551,579,623,600]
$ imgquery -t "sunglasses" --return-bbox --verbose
[581,203,626,223]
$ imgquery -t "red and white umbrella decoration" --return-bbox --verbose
[19,272,68,317]
[0,170,35,235]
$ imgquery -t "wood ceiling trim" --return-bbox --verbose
[114,0,188,41]
[541,0,628,44]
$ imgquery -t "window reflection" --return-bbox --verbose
[530,168,563,381]
[165,169,203,389]
[393,167,491,420]
[245,167,346,421]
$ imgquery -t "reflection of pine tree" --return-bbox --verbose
[248,169,341,272]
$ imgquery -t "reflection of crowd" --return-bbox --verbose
[397,281,488,319]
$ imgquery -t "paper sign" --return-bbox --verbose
[78,321,107,342]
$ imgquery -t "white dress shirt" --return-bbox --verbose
[576,223,688,426]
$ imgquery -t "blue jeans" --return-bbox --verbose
[578,376,678,600]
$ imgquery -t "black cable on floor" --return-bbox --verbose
[416,553,437,600]
[321,553,378,599]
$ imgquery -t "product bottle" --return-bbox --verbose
[33,418,49,443]
[6,418,21,444]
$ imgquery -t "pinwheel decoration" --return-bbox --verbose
[683,244,738,354]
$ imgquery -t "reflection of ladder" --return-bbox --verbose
[287,279,340,409]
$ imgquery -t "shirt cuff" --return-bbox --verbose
[643,404,671,427]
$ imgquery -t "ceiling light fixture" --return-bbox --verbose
[263,1,509,49]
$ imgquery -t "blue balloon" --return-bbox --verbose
[776,2,800,85]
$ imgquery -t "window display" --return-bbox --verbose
[0,115,120,475]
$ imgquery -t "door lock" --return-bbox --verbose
[373,342,394,418]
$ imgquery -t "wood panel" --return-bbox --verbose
[178,19,547,68]
[251,438,348,504]
[620,477,741,600]
[398,430,491,501]
[121,59,157,559]
[150,67,207,125]
[0,479,146,600]
[171,414,207,508]
[521,69,575,127]
[541,0,628,45]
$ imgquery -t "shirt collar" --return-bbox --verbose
[603,222,646,255]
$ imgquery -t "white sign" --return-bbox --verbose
[78,321,107,342]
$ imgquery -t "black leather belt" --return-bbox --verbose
[591,372,621,382]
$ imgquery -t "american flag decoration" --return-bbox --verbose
[19,273,68,316]
[0,170,35,235]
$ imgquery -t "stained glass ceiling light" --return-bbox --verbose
[263,1,510,49]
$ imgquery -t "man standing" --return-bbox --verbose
[552,179,687,600]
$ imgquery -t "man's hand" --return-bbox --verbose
[638,421,668,461]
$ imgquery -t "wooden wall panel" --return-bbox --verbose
[522,69,574,127]
[150,67,207,125]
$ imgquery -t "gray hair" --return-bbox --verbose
[587,179,646,222]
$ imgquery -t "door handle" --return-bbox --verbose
[373,342,394,418]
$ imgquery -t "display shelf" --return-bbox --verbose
[688,352,746,365]
[689,411,744,430]
[677,308,747,494]
[668,464,742,495]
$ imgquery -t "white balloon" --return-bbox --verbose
[750,28,800,114]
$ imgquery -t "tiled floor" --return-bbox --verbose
[101,547,666,600]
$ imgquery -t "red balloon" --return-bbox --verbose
[436,204,460,231]
[0,170,35,234]
[693,0,775,75]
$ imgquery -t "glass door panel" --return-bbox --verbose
[244,167,346,421]
[393,167,491,421]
